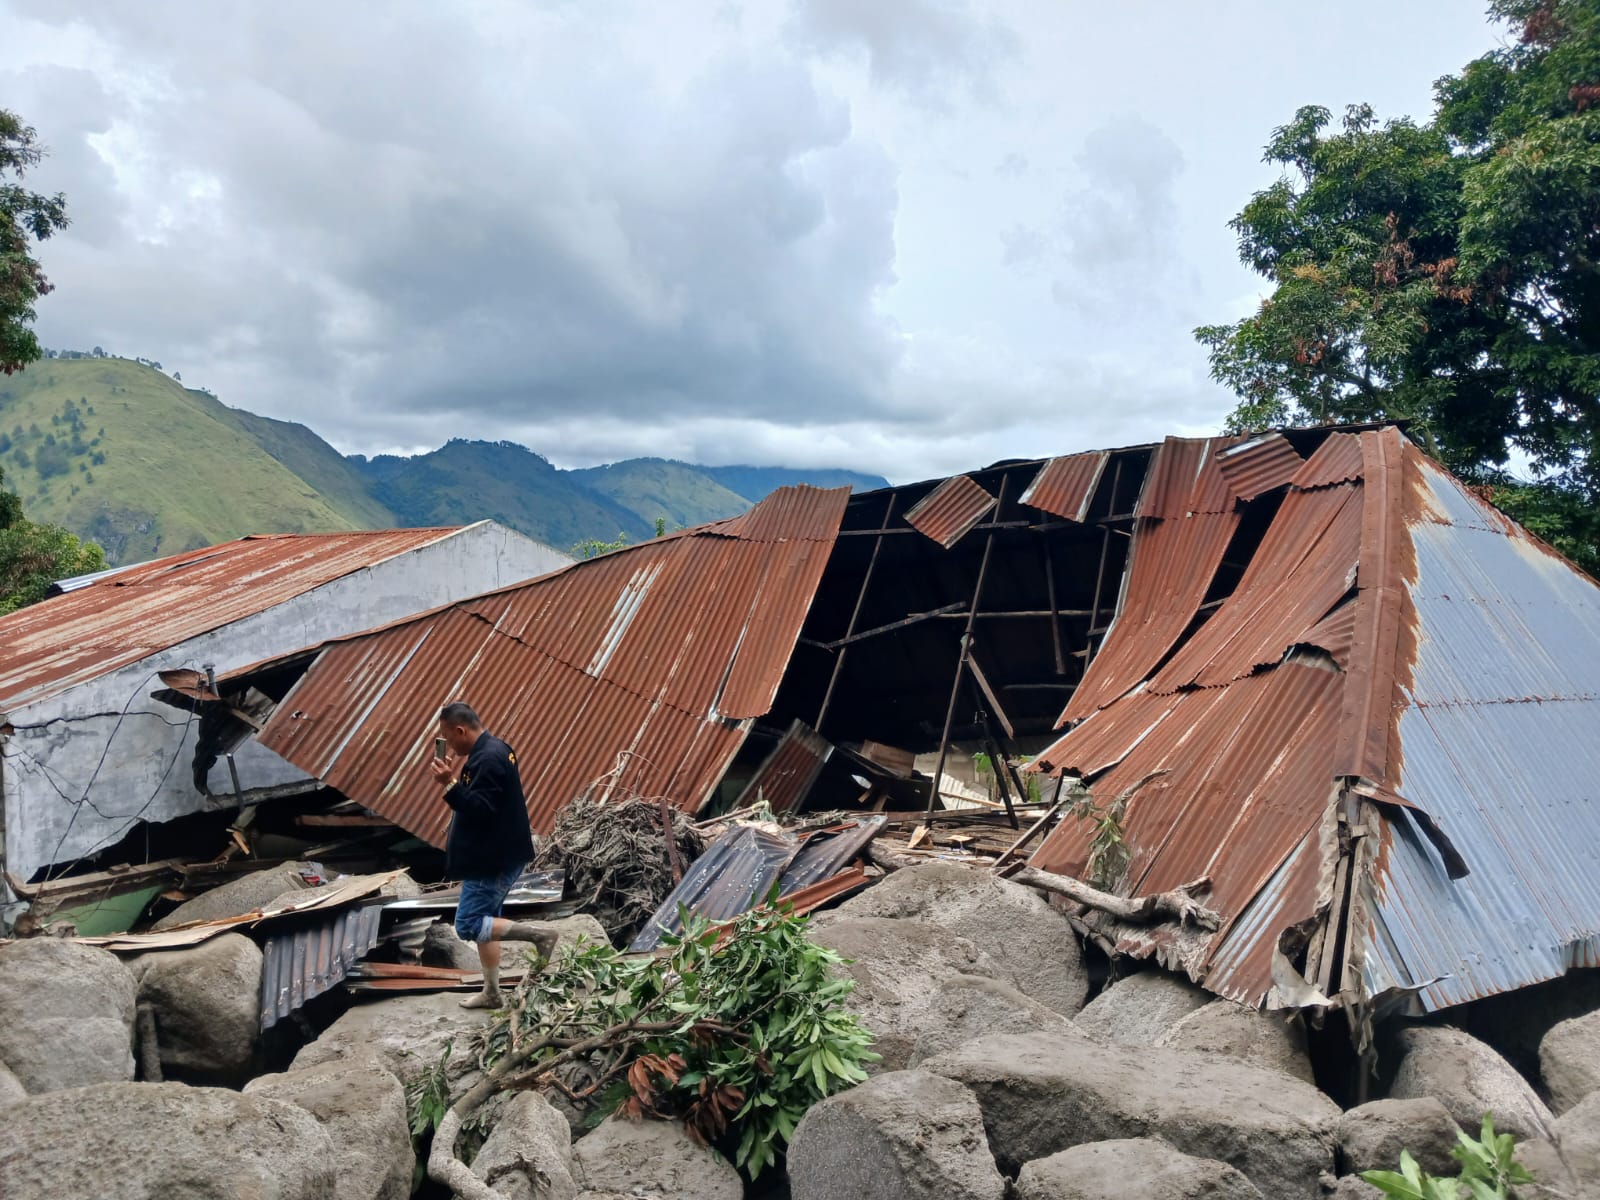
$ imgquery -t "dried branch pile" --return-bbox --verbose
[534,795,705,943]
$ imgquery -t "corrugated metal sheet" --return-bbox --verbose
[0,528,463,714]
[258,902,385,1030]
[246,487,849,845]
[1216,433,1304,502]
[1141,437,1238,519]
[1021,451,1109,522]
[903,475,997,547]
[1356,447,1600,1011]
[1298,599,1357,667]
[735,720,832,814]
[1060,512,1238,720]
[628,816,884,951]
[1291,432,1365,490]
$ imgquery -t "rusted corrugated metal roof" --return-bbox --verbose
[1021,451,1109,522]
[1216,433,1305,501]
[736,720,832,814]
[1030,426,1600,1014]
[1140,436,1239,518]
[0,528,463,713]
[242,487,849,845]
[904,475,997,546]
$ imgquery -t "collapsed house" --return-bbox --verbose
[0,522,569,915]
[160,426,1599,1031]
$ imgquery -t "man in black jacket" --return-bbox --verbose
[428,701,555,1008]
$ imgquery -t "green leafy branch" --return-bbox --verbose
[1362,1115,1535,1200]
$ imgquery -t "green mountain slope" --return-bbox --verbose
[702,464,889,500]
[353,440,653,551]
[0,359,373,563]
[570,458,753,530]
[218,407,397,529]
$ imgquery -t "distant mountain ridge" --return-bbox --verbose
[0,357,889,564]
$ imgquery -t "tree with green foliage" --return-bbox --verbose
[1,109,69,375]
[1197,0,1600,573]
[0,463,106,614]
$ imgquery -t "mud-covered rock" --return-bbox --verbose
[133,932,262,1084]
[0,938,135,1094]
[1075,970,1212,1046]
[1336,1097,1461,1179]
[1156,999,1313,1084]
[152,860,319,928]
[472,1090,577,1200]
[1538,1007,1600,1115]
[909,973,1085,1066]
[1013,1137,1264,1199]
[571,1116,742,1200]
[1388,1025,1555,1141]
[291,992,491,1090]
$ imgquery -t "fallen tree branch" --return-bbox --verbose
[1010,866,1221,931]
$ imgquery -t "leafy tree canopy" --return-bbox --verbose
[1,109,69,375]
[1198,0,1600,572]
[0,465,106,614]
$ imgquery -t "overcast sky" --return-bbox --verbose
[6,1,1505,482]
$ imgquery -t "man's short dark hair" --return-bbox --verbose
[439,701,482,727]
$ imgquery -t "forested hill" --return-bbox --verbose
[0,356,888,564]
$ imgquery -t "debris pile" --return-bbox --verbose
[533,794,707,942]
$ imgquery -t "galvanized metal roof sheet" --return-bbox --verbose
[1216,433,1305,502]
[1021,451,1109,522]
[903,475,997,547]
[0,528,464,713]
[250,487,849,845]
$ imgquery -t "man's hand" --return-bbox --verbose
[428,753,460,786]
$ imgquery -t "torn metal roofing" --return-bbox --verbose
[259,902,385,1030]
[903,475,997,547]
[0,528,464,713]
[1021,451,1109,523]
[1030,426,1600,1014]
[1216,433,1305,502]
[229,487,850,846]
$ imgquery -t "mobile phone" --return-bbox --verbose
[434,737,447,759]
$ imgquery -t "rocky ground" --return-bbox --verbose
[1,861,1597,1199]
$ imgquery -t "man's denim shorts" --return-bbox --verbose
[455,863,524,944]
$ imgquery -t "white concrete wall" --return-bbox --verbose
[1,521,569,883]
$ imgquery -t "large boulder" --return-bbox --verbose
[1075,969,1212,1046]
[571,1116,742,1200]
[1554,1090,1600,1188]
[245,1054,414,1200]
[0,938,135,1094]
[292,992,491,1090]
[1156,1000,1314,1084]
[1388,1025,1555,1141]
[421,921,483,970]
[824,861,1089,1015]
[471,1090,577,1200]
[0,1080,336,1199]
[1013,1138,1264,1200]
[1459,969,1600,1080]
[1538,1007,1600,1115]
[1336,1097,1461,1179]
[1511,1136,1582,1200]
[787,1069,1006,1200]
[909,974,1085,1066]
[923,1031,1339,1197]
[153,860,319,929]
[1327,1179,1382,1199]
[810,916,1002,1071]
[133,932,263,1084]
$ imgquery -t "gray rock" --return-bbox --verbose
[472,1090,578,1200]
[1554,1091,1600,1188]
[1156,999,1314,1084]
[572,1116,742,1200]
[1389,1025,1555,1141]
[245,1054,414,1200]
[1327,1178,1382,1199]
[134,932,262,1084]
[1460,969,1600,1080]
[421,921,484,970]
[523,913,612,955]
[292,992,492,1090]
[0,1059,25,1107]
[825,861,1089,1015]
[153,860,319,928]
[0,938,136,1094]
[809,916,1001,1072]
[1336,1097,1461,1179]
[909,973,1085,1066]
[788,1070,1006,1200]
[0,1080,337,1199]
[1539,1007,1600,1115]
[1511,1136,1581,1200]
[1075,969,1213,1046]
[1013,1138,1264,1199]
[923,1031,1339,1197]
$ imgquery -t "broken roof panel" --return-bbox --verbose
[238,487,850,845]
[1140,436,1238,519]
[1021,451,1109,522]
[1290,432,1365,490]
[736,720,832,814]
[1216,433,1305,502]
[903,474,997,547]
[0,528,464,714]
